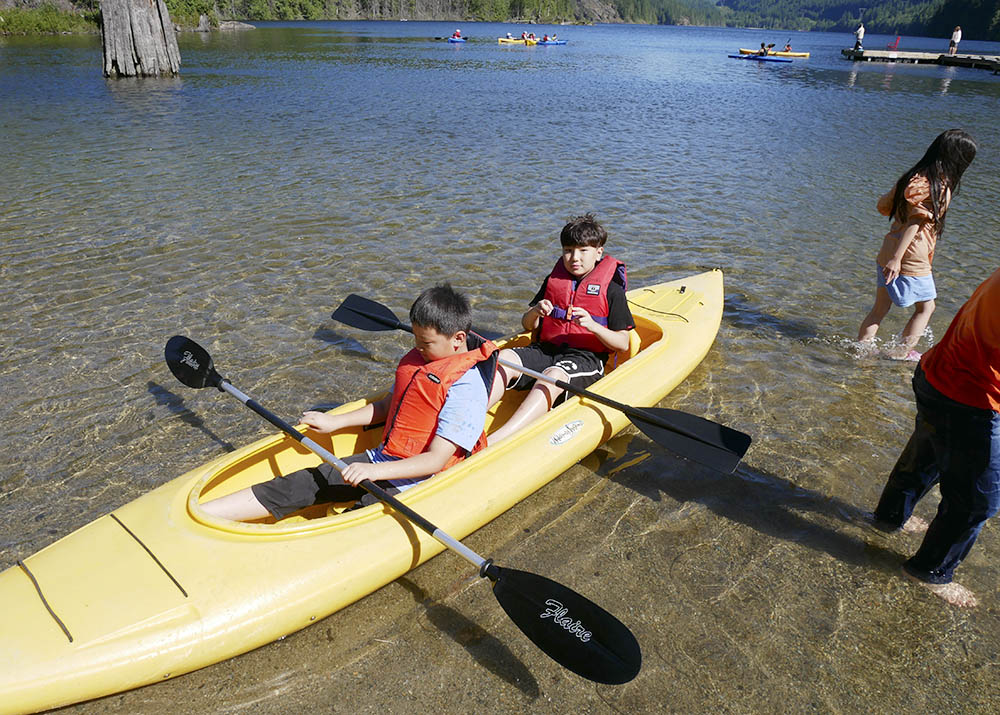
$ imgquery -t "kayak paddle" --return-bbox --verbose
[164,335,641,685]
[336,294,503,341]
[331,295,751,473]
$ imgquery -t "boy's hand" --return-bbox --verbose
[568,305,598,331]
[534,299,554,317]
[341,460,383,486]
[300,410,340,433]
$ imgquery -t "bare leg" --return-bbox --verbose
[488,348,520,408]
[899,299,935,350]
[857,282,893,342]
[903,568,977,607]
[488,367,567,445]
[201,486,271,521]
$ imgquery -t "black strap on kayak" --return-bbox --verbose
[110,513,188,598]
[18,559,74,643]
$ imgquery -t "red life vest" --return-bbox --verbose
[538,255,627,354]
[381,338,497,470]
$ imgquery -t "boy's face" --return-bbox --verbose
[561,244,604,278]
[412,323,466,362]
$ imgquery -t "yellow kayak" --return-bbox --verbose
[499,37,538,45]
[738,47,810,58]
[0,270,724,713]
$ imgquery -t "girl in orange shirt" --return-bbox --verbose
[856,129,977,359]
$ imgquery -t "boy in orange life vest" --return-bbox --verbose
[487,214,633,444]
[201,284,498,522]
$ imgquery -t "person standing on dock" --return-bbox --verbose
[872,267,1000,608]
[854,21,865,51]
[949,26,962,55]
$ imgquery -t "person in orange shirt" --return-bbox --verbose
[856,129,977,359]
[873,268,1000,607]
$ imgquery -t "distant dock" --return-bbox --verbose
[841,48,1000,73]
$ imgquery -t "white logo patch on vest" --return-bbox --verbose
[586,283,601,295]
[550,420,584,446]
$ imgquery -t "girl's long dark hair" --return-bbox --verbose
[891,129,977,237]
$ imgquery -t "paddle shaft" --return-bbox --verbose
[215,379,488,571]
[497,358,706,444]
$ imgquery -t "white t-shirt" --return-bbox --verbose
[856,25,865,41]
[951,29,962,44]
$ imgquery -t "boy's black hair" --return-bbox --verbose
[559,213,608,248]
[409,284,472,337]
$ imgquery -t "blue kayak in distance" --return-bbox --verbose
[728,54,792,63]
[447,37,466,43]
[537,40,567,45]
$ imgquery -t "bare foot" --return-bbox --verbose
[867,512,927,534]
[904,569,978,608]
[901,515,929,534]
[882,348,921,362]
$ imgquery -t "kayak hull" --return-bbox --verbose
[0,271,725,714]
[447,37,465,43]
[728,54,793,63]
[738,48,809,58]
[498,37,537,45]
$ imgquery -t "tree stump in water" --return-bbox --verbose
[100,0,180,78]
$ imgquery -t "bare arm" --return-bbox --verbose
[300,395,391,434]
[339,435,459,485]
[882,221,922,284]
[567,306,632,352]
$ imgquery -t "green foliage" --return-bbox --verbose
[3,0,997,40]
[0,3,98,34]
[710,0,1000,38]
[926,0,1000,41]
[614,0,724,25]
[165,0,220,26]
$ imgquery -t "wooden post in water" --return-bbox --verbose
[100,0,181,78]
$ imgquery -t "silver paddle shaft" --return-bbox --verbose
[217,380,488,572]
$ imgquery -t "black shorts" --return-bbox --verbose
[251,453,401,520]
[506,343,607,405]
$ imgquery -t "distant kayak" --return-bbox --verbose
[728,54,793,63]
[537,40,567,45]
[447,37,466,43]
[738,48,809,58]
[498,37,537,45]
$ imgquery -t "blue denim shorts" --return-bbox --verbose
[879,263,937,308]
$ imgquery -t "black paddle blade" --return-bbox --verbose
[630,407,751,473]
[164,335,222,389]
[332,294,505,341]
[490,566,641,684]
[332,294,409,333]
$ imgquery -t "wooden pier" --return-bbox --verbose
[841,48,1000,73]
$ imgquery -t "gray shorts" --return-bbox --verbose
[251,453,400,520]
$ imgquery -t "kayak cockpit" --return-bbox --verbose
[188,315,664,533]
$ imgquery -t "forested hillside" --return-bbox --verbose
[715,0,999,39]
[2,0,997,39]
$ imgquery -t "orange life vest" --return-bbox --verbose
[381,337,497,469]
[538,255,627,354]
